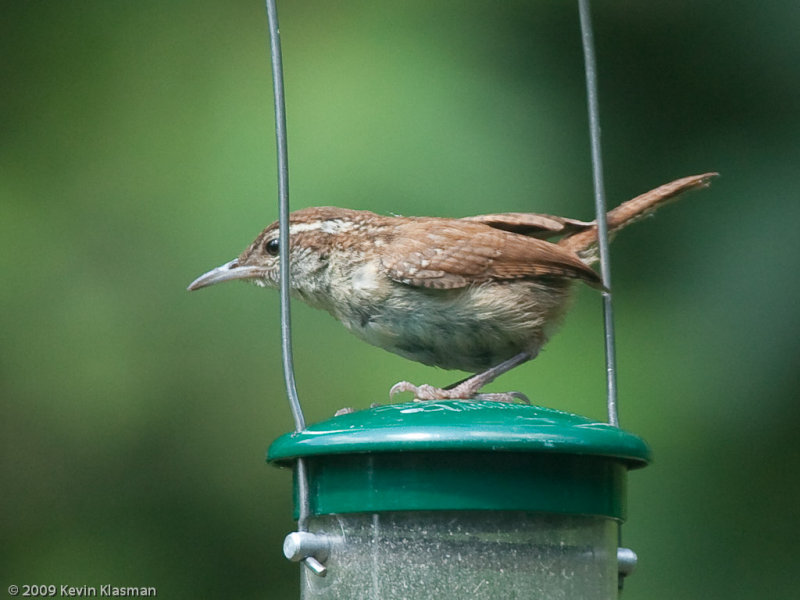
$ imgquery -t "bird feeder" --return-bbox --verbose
[258,1,653,597]
[268,401,650,599]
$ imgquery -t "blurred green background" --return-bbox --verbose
[2,1,798,598]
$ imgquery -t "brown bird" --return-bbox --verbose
[189,173,716,402]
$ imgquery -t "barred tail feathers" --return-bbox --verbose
[558,172,718,263]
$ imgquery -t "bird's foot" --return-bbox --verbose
[389,351,535,404]
[389,381,529,404]
[389,381,461,401]
[474,391,530,404]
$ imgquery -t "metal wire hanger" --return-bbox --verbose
[262,0,620,576]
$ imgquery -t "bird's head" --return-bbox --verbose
[187,206,375,293]
[187,224,282,292]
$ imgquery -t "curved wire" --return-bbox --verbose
[578,0,620,427]
[265,0,310,531]
[264,0,304,434]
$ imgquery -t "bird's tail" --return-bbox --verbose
[558,172,718,263]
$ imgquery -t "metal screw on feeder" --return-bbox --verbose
[262,0,651,597]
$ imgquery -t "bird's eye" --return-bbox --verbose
[265,239,280,256]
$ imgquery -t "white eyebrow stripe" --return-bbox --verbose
[289,220,357,235]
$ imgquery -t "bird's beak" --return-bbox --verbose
[187,259,266,291]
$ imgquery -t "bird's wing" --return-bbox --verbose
[460,213,593,239]
[381,219,602,290]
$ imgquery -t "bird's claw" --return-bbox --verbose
[390,381,530,404]
[389,381,453,401]
[474,391,531,405]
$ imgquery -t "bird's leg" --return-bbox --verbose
[389,351,535,403]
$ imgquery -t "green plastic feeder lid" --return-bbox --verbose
[268,401,651,519]
[268,401,651,466]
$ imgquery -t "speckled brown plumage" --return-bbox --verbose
[189,172,717,400]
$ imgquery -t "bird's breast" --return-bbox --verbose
[336,279,574,372]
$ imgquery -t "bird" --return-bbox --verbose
[188,173,716,402]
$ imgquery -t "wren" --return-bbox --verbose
[189,173,716,402]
